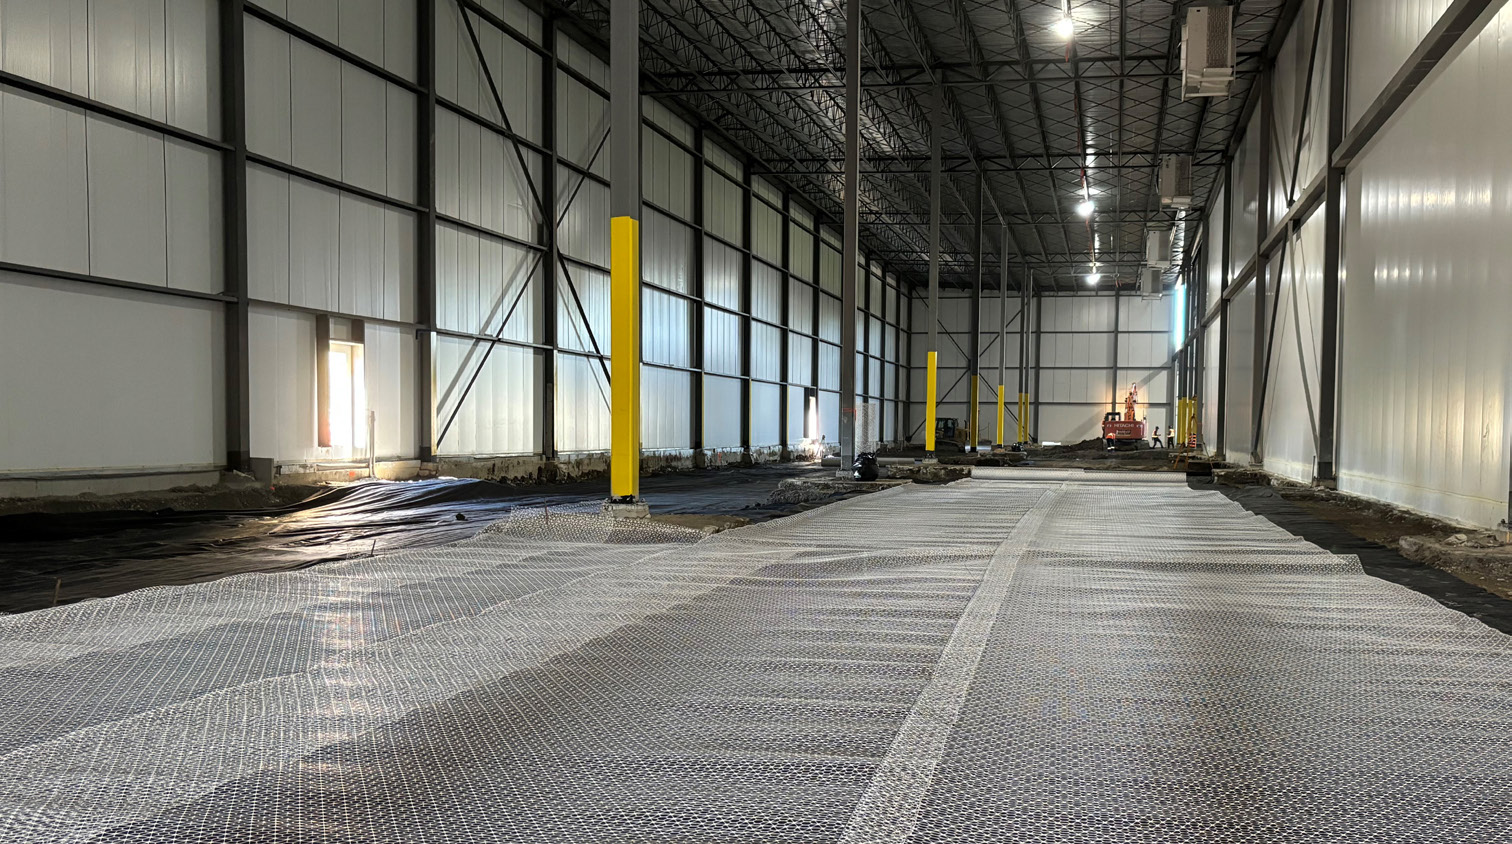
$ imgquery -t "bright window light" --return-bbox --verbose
[1076,199,1095,218]
[1053,16,1074,39]
[1172,282,1188,349]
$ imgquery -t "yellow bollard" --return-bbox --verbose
[996,385,1005,447]
[925,351,938,454]
[610,216,640,500]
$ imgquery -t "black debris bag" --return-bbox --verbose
[852,452,880,482]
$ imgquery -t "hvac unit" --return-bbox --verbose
[1181,5,1236,99]
[1141,267,1164,300]
[1146,228,1174,269]
[1160,155,1195,208]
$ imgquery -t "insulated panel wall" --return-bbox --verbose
[1337,3,1512,526]
[1268,0,1334,228]
[641,367,690,450]
[434,335,536,457]
[1347,0,1452,131]
[0,91,223,292]
[1225,282,1256,465]
[1261,214,1325,483]
[0,273,222,472]
[751,381,781,448]
[1231,128,1261,277]
[555,353,610,453]
[0,0,220,135]
[702,375,742,449]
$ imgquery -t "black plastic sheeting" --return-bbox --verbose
[0,466,836,615]
[1198,478,1512,635]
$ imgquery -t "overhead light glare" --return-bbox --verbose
[1086,271,1103,285]
[1076,199,1096,218]
[1054,16,1075,39]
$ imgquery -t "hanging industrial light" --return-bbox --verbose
[1076,199,1096,218]
[1053,16,1075,39]
[1086,266,1102,285]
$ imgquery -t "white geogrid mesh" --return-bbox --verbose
[1,472,1510,842]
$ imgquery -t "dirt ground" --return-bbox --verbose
[879,438,1184,471]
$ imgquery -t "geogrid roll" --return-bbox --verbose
[1,474,1509,842]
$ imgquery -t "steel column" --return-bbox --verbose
[541,13,559,462]
[1251,69,1273,462]
[996,226,1008,449]
[968,174,983,452]
[924,88,943,460]
[1032,287,1043,440]
[608,0,641,502]
[1316,0,1349,484]
[838,0,860,474]
[416,0,438,463]
[1215,161,1232,458]
[220,0,251,473]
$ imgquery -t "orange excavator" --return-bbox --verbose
[1101,383,1147,448]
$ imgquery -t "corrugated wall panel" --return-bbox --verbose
[0,92,86,273]
[641,366,690,450]
[1203,320,1221,455]
[751,382,781,447]
[0,274,223,471]
[641,287,690,368]
[703,307,741,376]
[1338,3,1512,526]
[1225,282,1257,464]
[750,323,782,382]
[750,263,782,324]
[642,210,692,294]
[702,238,741,311]
[643,128,692,220]
[787,385,805,446]
[555,352,610,452]
[702,375,741,449]
[750,201,782,266]
[1268,0,1333,229]
[1262,215,1324,483]
[1231,126,1260,276]
[556,265,609,354]
[435,223,535,342]
[703,169,742,243]
[1348,0,1452,130]
[436,337,536,456]
[557,164,609,266]
[556,70,607,176]
[1206,187,1226,306]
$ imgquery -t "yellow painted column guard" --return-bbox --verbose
[996,385,1005,447]
[924,351,938,453]
[1018,393,1029,444]
[610,216,640,500]
[968,379,979,450]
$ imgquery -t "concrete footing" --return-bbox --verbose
[601,500,651,520]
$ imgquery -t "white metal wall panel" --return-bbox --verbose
[289,38,342,178]
[87,115,168,285]
[788,279,813,332]
[340,62,387,195]
[641,366,690,450]
[364,323,417,458]
[1118,332,1171,370]
[1118,295,1171,332]
[1348,0,1452,130]
[556,71,607,176]
[1203,320,1221,454]
[818,342,839,391]
[818,295,840,343]
[0,0,218,136]
[643,128,692,220]
[703,307,740,376]
[555,352,610,452]
[788,334,813,386]
[1338,3,1512,525]
[248,306,313,461]
[750,262,782,324]
[1226,282,1257,464]
[788,224,813,280]
[750,201,782,266]
[1261,215,1325,483]
[751,381,780,447]
[703,169,742,244]
[249,164,413,320]
[1231,127,1261,276]
[641,210,692,293]
[556,264,609,355]
[288,0,339,42]
[703,375,742,449]
[750,323,781,382]
[557,164,609,266]
[1206,187,1226,305]
[0,273,222,471]
[1040,406,1103,446]
[436,336,536,456]
[786,385,805,446]
[641,287,690,368]
[165,139,223,292]
[818,391,839,447]
[1268,0,1332,228]
[436,109,538,240]
[331,0,420,80]
[0,90,89,274]
[245,17,291,159]
[436,2,541,142]
[703,239,741,311]
[1041,295,1115,331]
[0,0,89,96]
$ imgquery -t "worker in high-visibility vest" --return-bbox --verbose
[1151,427,1162,449]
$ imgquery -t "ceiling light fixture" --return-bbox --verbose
[1076,199,1096,218]
[1087,270,1103,285]
[1054,16,1075,39]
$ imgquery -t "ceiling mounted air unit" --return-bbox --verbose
[1160,155,1195,208]
[1146,228,1174,269]
[1141,267,1164,300]
[1181,5,1236,99]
